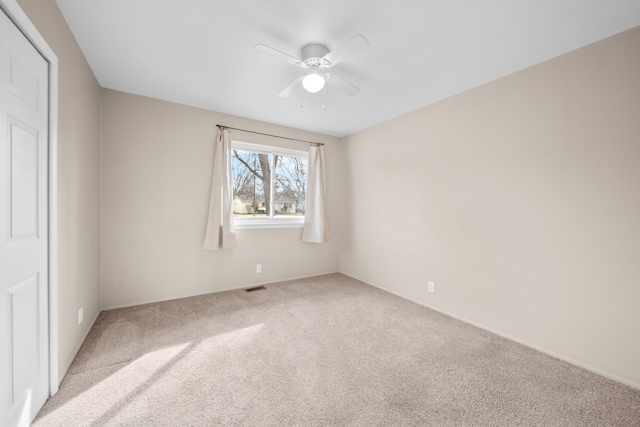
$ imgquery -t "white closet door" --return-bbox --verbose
[0,7,50,427]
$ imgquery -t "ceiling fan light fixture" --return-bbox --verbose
[257,35,369,98]
[302,69,325,93]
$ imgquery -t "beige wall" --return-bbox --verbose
[339,26,640,388]
[100,90,339,308]
[17,0,102,381]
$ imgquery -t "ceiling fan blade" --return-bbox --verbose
[325,73,360,97]
[322,34,370,67]
[254,43,305,68]
[277,75,303,98]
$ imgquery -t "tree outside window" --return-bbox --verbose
[232,143,307,221]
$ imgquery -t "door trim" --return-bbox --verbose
[0,0,59,396]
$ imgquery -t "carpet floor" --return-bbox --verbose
[34,273,640,426]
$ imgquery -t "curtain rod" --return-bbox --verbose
[216,125,324,146]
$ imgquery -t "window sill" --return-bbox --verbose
[234,218,305,230]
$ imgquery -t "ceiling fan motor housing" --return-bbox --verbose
[301,44,331,68]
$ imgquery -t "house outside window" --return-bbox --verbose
[232,141,308,229]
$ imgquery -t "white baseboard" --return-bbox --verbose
[100,270,340,311]
[340,271,640,391]
[58,309,101,383]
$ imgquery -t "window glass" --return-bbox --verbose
[232,149,269,217]
[231,141,308,228]
[274,154,306,217]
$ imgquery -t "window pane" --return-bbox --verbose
[273,155,307,217]
[230,141,308,227]
[232,150,271,217]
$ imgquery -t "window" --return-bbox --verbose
[232,141,308,229]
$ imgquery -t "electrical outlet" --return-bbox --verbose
[256,264,262,273]
[78,306,83,325]
[427,281,436,294]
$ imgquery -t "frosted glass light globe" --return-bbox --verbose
[302,71,325,93]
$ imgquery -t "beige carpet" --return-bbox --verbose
[34,274,640,426]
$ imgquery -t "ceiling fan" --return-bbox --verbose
[254,34,370,98]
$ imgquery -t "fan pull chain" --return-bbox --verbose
[322,84,326,110]
[300,87,305,108]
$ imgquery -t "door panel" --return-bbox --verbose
[8,273,41,403]
[9,120,39,240]
[1,7,50,427]
[8,52,40,109]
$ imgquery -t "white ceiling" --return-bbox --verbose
[55,0,640,137]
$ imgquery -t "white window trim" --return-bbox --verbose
[232,140,308,230]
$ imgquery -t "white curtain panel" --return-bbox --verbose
[203,129,237,250]
[302,145,331,243]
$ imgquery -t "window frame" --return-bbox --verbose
[231,140,308,230]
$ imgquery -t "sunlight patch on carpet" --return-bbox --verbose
[199,324,264,351]
[36,343,193,424]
